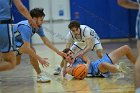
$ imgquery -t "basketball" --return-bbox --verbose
[72,64,88,80]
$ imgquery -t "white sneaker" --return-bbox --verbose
[37,73,51,83]
[118,62,130,73]
[86,73,93,78]
[53,66,61,75]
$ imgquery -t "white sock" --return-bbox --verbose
[136,88,140,93]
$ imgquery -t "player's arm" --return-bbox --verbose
[17,26,48,66]
[65,66,73,75]
[81,55,90,69]
[19,40,49,67]
[62,59,68,76]
[20,42,40,60]
[13,0,37,28]
[117,0,139,9]
[40,36,66,57]
[66,41,73,48]
[66,32,73,48]
[76,27,93,56]
[82,38,92,55]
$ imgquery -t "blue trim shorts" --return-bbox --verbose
[0,24,16,53]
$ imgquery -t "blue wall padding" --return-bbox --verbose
[70,0,138,39]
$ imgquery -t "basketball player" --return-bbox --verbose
[117,0,140,92]
[62,45,136,78]
[0,0,37,71]
[13,8,66,83]
[54,20,104,75]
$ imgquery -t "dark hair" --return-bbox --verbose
[62,48,71,53]
[68,20,80,29]
[62,48,72,59]
[30,8,45,18]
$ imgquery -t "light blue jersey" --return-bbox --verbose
[13,20,45,54]
[0,0,12,21]
[72,58,86,67]
[72,53,113,77]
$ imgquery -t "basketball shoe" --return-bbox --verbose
[53,66,61,75]
[37,72,51,83]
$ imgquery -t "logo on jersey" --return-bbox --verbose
[90,31,95,36]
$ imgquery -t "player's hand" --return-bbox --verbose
[28,19,38,28]
[38,57,49,67]
[84,64,89,69]
[57,51,67,58]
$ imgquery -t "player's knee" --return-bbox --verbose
[99,63,108,72]
[123,45,130,51]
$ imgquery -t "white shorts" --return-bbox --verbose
[70,39,103,54]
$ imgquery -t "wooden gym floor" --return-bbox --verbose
[0,40,137,93]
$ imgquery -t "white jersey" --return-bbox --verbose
[66,25,102,52]
[66,25,99,44]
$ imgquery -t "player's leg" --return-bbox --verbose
[99,44,136,74]
[29,46,50,83]
[99,62,120,73]
[0,24,17,71]
[94,39,104,58]
[0,52,16,71]
[108,45,136,64]
[135,40,140,90]
[16,54,22,65]
[98,54,120,73]
[29,46,41,75]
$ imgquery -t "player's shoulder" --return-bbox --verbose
[80,25,92,31]
[67,30,72,36]
[16,20,29,27]
[18,20,27,24]
[80,25,87,29]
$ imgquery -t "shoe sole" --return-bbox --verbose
[53,73,60,75]
[37,80,51,83]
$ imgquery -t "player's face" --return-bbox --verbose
[65,51,75,64]
[34,16,44,27]
[71,27,80,35]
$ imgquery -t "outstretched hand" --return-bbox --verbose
[38,57,49,68]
